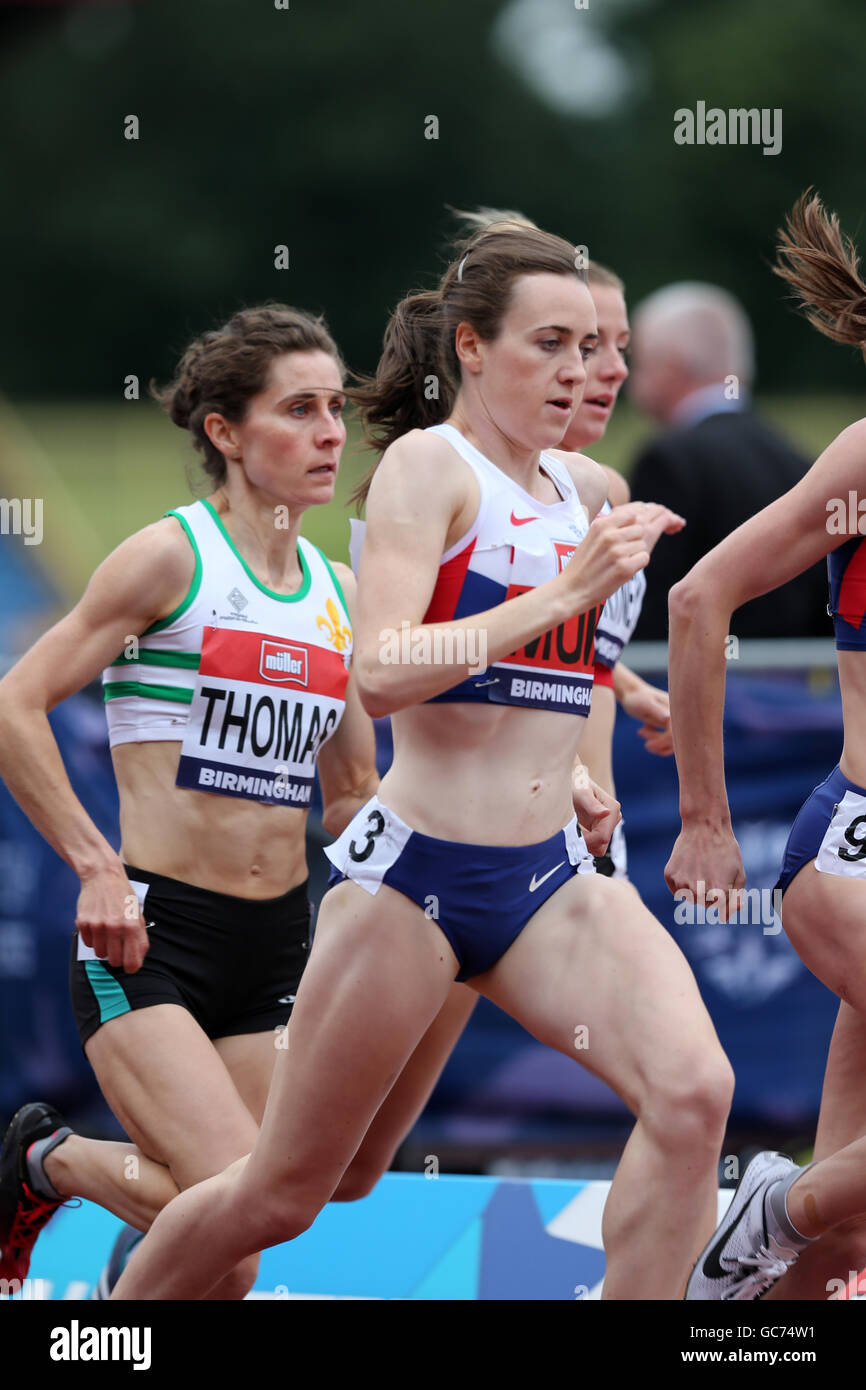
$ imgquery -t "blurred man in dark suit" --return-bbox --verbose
[627,283,829,640]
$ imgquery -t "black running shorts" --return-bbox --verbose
[69,863,310,1048]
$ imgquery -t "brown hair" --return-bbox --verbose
[152,303,345,487]
[773,191,866,357]
[349,220,585,504]
[448,206,625,293]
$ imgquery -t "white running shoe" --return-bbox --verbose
[686,1151,802,1301]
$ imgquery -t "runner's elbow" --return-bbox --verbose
[353,665,395,720]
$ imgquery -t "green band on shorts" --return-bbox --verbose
[84,961,131,1024]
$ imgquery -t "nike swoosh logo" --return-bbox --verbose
[511,511,539,526]
[701,1187,762,1280]
[529,862,566,892]
[278,995,296,1005]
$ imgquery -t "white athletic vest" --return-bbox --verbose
[593,500,647,670]
[350,421,600,716]
[102,499,352,806]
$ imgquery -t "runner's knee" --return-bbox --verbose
[244,1185,323,1247]
[331,1154,387,1202]
[640,1049,734,1150]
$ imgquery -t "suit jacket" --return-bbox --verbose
[629,409,830,640]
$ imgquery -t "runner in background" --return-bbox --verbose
[667,193,866,1300]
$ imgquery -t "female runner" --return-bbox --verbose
[111,219,735,1302]
[666,193,866,1300]
[323,220,680,1176]
[0,305,379,1297]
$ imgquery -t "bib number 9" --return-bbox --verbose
[838,813,866,862]
[348,809,386,862]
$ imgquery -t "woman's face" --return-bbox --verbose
[461,272,598,452]
[561,284,630,451]
[212,349,347,508]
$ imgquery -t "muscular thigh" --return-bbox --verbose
[782,863,866,1007]
[85,1004,261,1189]
[471,873,724,1113]
[240,879,458,1204]
[214,1030,282,1127]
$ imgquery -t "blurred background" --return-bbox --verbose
[1,0,863,1181]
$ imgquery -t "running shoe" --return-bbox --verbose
[90,1223,144,1299]
[686,1150,802,1300]
[0,1102,73,1283]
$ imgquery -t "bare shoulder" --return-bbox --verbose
[816,416,866,480]
[774,415,866,521]
[367,427,473,517]
[116,513,197,570]
[549,449,609,520]
[601,464,631,508]
[87,513,196,619]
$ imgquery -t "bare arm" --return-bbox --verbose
[665,419,866,900]
[315,565,379,837]
[0,518,194,969]
[354,432,682,717]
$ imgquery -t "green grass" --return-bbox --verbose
[4,401,374,593]
[5,394,864,598]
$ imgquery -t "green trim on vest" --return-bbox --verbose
[84,960,131,1024]
[142,510,203,636]
[109,648,201,669]
[103,681,195,704]
[315,546,352,625]
[201,498,312,603]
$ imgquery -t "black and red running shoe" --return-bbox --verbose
[0,1102,73,1283]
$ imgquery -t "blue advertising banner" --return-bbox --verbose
[3,1174,737,1301]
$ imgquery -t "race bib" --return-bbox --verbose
[176,626,349,806]
[815,789,866,879]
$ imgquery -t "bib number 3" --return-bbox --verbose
[348,809,386,862]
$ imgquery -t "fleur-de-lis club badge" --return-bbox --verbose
[317,597,352,653]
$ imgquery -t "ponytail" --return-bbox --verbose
[773,190,866,358]
[349,290,455,460]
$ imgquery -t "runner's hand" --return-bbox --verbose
[665,824,746,923]
[572,762,621,856]
[76,863,150,973]
[561,502,685,612]
[619,679,673,756]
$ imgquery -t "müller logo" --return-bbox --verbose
[259,640,308,686]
